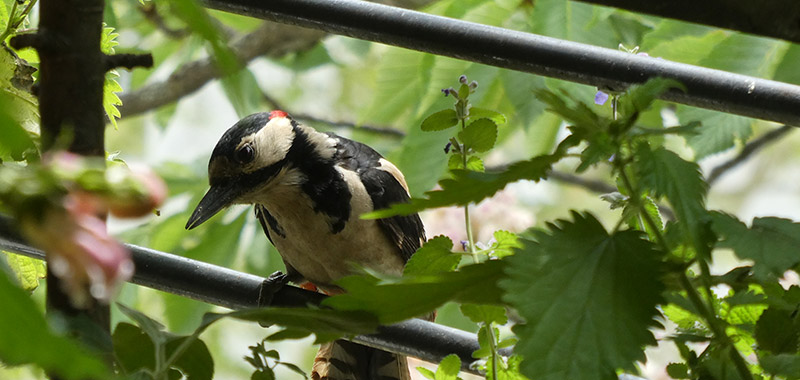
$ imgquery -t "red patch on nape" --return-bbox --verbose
[269,110,289,119]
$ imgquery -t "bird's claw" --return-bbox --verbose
[257,271,289,308]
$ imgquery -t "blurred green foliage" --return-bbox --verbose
[2,0,800,379]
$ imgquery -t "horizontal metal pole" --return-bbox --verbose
[202,0,800,126]
[0,219,497,373]
[573,0,800,45]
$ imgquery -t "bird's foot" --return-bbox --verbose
[257,271,290,308]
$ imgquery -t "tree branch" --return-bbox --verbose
[117,22,325,119]
[261,91,406,137]
[117,0,433,121]
[707,124,794,186]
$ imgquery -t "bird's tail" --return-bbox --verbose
[312,339,410,380]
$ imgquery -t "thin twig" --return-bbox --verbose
[117,22,325,119]
[707,125,794,186]
[261,91,406,137]
[117,0,434,121]
[139,3,190,39]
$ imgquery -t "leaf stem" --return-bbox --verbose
[617,156,754,380]
[460,118,479,264]
[487,324,500,380]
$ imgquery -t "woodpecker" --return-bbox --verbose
[185,111,426,380]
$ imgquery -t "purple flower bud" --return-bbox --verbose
[594,90,610,105]
[459,75,468,84]
[460,240,469,251]
[444,142,452,153]
[442,88,450,96]
[469,81,478,90]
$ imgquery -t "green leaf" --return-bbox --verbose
[366,154,558,218]
[618,78,685,120]
[2,251,45,291]
[501,211,665,380]
[404,235,459,276]
[112,322,214,380]
[711,212,800,282]
[460,304,507,325]
[118,303,170,345]
[760,353,800,380]
[679,108,752,159]
[264,329,313,341]
[458,118,498,153]
[324,260,507,324]
[206,307,379,344]
[418,366,437,380]
[433,354,462,380]
[487,230,521,258]
[100,25,123,128]
[421,109,459,131]
[0,270,110,379]
[448,154,484,172]
[755,306,800,354]
[666,363,690,379]
[493,354,527,380]
[469,107,507,125]
[634,144,711,259]
[103,70,123,129]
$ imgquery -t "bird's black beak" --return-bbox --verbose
[185,183,241,230]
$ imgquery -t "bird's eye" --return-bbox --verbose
[235,144,255,164]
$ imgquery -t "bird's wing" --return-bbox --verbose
[330,134,426,262]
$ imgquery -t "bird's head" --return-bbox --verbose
[185,110,299,230]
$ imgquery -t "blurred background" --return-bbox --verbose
[3,0,799,378]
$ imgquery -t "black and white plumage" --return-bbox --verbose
[185,111,426,380]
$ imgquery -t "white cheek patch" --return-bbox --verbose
[240,117,295,173]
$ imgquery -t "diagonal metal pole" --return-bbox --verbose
[0,218,502,374]
[201,0,800,127]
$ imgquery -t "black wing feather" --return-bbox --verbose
[331,134,426,262]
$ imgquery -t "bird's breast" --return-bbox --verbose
[257,166,405,287]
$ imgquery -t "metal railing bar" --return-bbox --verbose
[201,0,800,127]
[0,220,500,373]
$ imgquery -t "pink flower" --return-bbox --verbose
[22,192,133,307]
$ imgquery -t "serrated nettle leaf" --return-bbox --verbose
[711,212,800,282]
[404,235,460,276]
[422,109,460,131]
[366,154,558,218]
[679,108,752,159]
[458,118,498,153]
[468,107,507,125]
[460,304,508,325]
[500,211,665,380]
[325,260,507,324]
[634,144,711,259]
